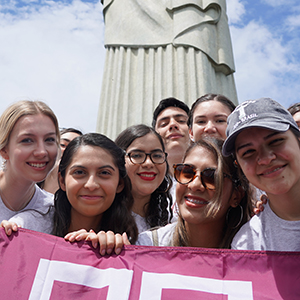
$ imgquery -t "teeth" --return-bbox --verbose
[264,167,281,175]
[186,197,208,205]
[29,163,46,168]
[140,174,155,178]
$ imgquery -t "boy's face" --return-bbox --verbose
[155,107,190,152]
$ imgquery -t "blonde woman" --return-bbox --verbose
[0,100,59,233]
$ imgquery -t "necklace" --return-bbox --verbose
[0,189,19,211]
[0,186,35,212]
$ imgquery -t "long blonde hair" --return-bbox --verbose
[0,100,60,151]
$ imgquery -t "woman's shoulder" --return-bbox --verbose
[231,204,269,250]
[24,185,54,212]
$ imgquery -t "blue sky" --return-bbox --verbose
[0,0,300,134]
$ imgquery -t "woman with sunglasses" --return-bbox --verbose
[115,124,173,233]
[135,137,252,248]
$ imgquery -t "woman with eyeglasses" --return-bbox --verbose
[115,124,173,233]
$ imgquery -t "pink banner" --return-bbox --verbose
[0,228,299,300]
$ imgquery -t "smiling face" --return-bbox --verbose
[176,146,235,226]
[59,145,123,224]
[190,100,232,141]
[1,114,58,184]
[235,127,300,197]
[155,107,190,152]
[125,133,167,201]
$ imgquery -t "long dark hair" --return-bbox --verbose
[173,137,252,249]
[52,133,138,243]
[115,124,173,228]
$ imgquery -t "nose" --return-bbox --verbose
[187,172,205,192]
[33,141,47,158]
[203,120,217,134]
[84,175,100,190]
[141,154,154,168]
[257,147,276,165]
[169,118,179,131]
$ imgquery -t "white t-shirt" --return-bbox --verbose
[132,211,150,234]
[0,185,54,234]
[131,184,176,234]
[231,202,300,251]
[135,222,177,246]
[170,176,179,223]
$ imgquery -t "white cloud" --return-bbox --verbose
[226,0,300,108]
[230,18,300,106]
[226,0,246,24]
[285,8,300,30]
[0,0,105,133]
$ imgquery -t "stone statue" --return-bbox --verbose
[97,0,238,138]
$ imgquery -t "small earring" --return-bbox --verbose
[1,159,7,171]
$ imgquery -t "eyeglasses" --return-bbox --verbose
[173,164,231,190]
[126,150,167,165]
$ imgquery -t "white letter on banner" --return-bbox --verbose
[139,272,253,300]
[29,259,133,300]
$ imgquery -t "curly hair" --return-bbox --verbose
[115,124,173,228]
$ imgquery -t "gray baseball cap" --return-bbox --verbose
[222,97,299,156]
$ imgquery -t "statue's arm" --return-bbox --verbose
[101,0,114,8]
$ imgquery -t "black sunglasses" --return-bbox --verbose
[173,164,231,190]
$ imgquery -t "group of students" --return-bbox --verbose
[0,95,300,257]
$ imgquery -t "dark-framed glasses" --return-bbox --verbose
[173,164,231,190]
[126,150,167,165]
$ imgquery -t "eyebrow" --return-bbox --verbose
[157,114,188,122]
[69,165,116,171]
[129,148,163,153]
[61,138,71,143]
[195,113,228,118]
[19,132,56,137]
[236,131,282,152]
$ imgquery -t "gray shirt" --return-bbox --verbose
[231,202,300,251]
[1,185,54,234]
